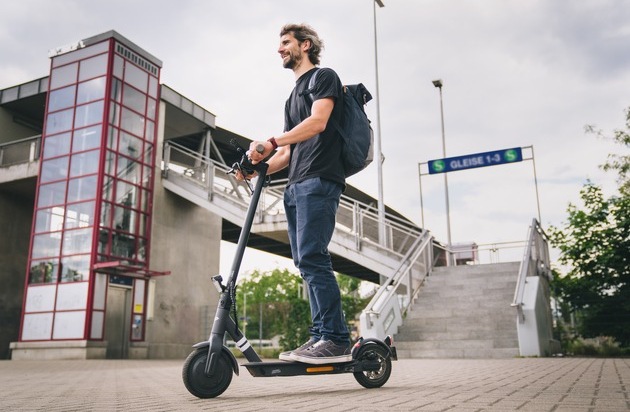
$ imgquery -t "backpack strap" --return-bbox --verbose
[301,68,345,136]
[300,68,321,103]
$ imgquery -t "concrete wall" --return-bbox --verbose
[146,174,222,358]
[0,187,34,359]
[144,101,222,359]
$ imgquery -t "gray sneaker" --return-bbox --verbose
[290,339,351,364]
[278,338,319,361]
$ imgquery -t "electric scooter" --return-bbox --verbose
[182,140,397,398]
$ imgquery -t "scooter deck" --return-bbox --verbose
[241,359,381,377]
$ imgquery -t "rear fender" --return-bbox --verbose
[351,336,397,361]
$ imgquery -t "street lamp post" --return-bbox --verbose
[373,0,386,246]
[432,79,453,265]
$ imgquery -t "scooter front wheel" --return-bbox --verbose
[353,343,392,389]
[182,348,233,398]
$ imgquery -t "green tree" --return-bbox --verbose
[235,268,370,350]
[586,107,630,194]
[549,108,630,347]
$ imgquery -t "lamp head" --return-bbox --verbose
[432,79,443,88]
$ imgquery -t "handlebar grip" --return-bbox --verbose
[256,144,265,154]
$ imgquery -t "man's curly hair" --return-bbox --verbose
[280,23,324,65]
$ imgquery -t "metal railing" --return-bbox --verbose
[162,141,423,262]
[511,218,551,322]
[0,135,41,167]
[359,230,434,338]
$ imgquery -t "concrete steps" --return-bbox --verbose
[395,262,520,359]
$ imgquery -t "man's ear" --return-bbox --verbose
[301,39,311,52]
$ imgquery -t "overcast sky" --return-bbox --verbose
[2,0,628,274]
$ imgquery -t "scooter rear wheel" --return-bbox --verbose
[353,343,392,389]
[182,348,233,398]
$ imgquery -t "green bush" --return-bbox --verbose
[565,337,630,357]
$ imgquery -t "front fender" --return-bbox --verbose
[192,342,239,376]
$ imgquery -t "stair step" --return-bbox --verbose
[394,346,520,359]
[395,262,520,359]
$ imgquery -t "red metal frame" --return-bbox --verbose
[19,35,166,346]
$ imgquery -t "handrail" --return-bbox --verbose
[511,218,551,323]
[363,230,433,315]
[359,229,433,338]
[161,141,423,260]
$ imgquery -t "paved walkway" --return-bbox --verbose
[1,357,629,411]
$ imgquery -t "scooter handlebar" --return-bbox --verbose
[229,139,269,176]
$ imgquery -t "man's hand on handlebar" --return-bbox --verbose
[234,168,257,182]
[248,140,273,164]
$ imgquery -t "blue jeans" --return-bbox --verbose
[284,177,350,346]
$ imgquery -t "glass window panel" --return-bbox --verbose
[43,132,71,158]
[29,259,60,284]
[122,83,146,114]
[37,182,67,208]
[109,102,121,127]
[135,238,147,262]
[65,201,95,229]
[120,107,144,136]
[73,125,102,152]
[142,165,152,189]
[112,231,136,259]
[76,77,106,104]
[138,213,148,237]
[98,228,111,255]
[60,254,91,282]
[148,75,158,98]
[100,202,113,228]
[45,108,74,135]
[70,150,100,177]
[32,233,62,259]
[62,228,93,256]
[104,150,116,176]
[143,144,154,165]
[107,127,118,150]
[119,131,142,160]
[147,97,156,120]
[111,78,122,103]
[40,156,69,183]
[115,181,137,207]
[67,175,97,203]
[48,85,76,112]
[50,63,78,90]
[113,55,124,79]
[79,53,108,81]
[113,206,136,233]
[74,101,104,129]
[117,156,140,184]
[145,119,154,140]
[102,175,115,202]
[35,206,65,233]
[140,189,150,212]
[124,64,148,92]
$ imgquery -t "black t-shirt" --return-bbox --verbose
[284,67,345,187]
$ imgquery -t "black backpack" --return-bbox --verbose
[305,69,374,178]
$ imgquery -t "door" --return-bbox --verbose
[105,285,132,359]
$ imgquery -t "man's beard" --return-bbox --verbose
[283,51,302,69]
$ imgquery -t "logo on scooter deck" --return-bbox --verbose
[428,147,523,174]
